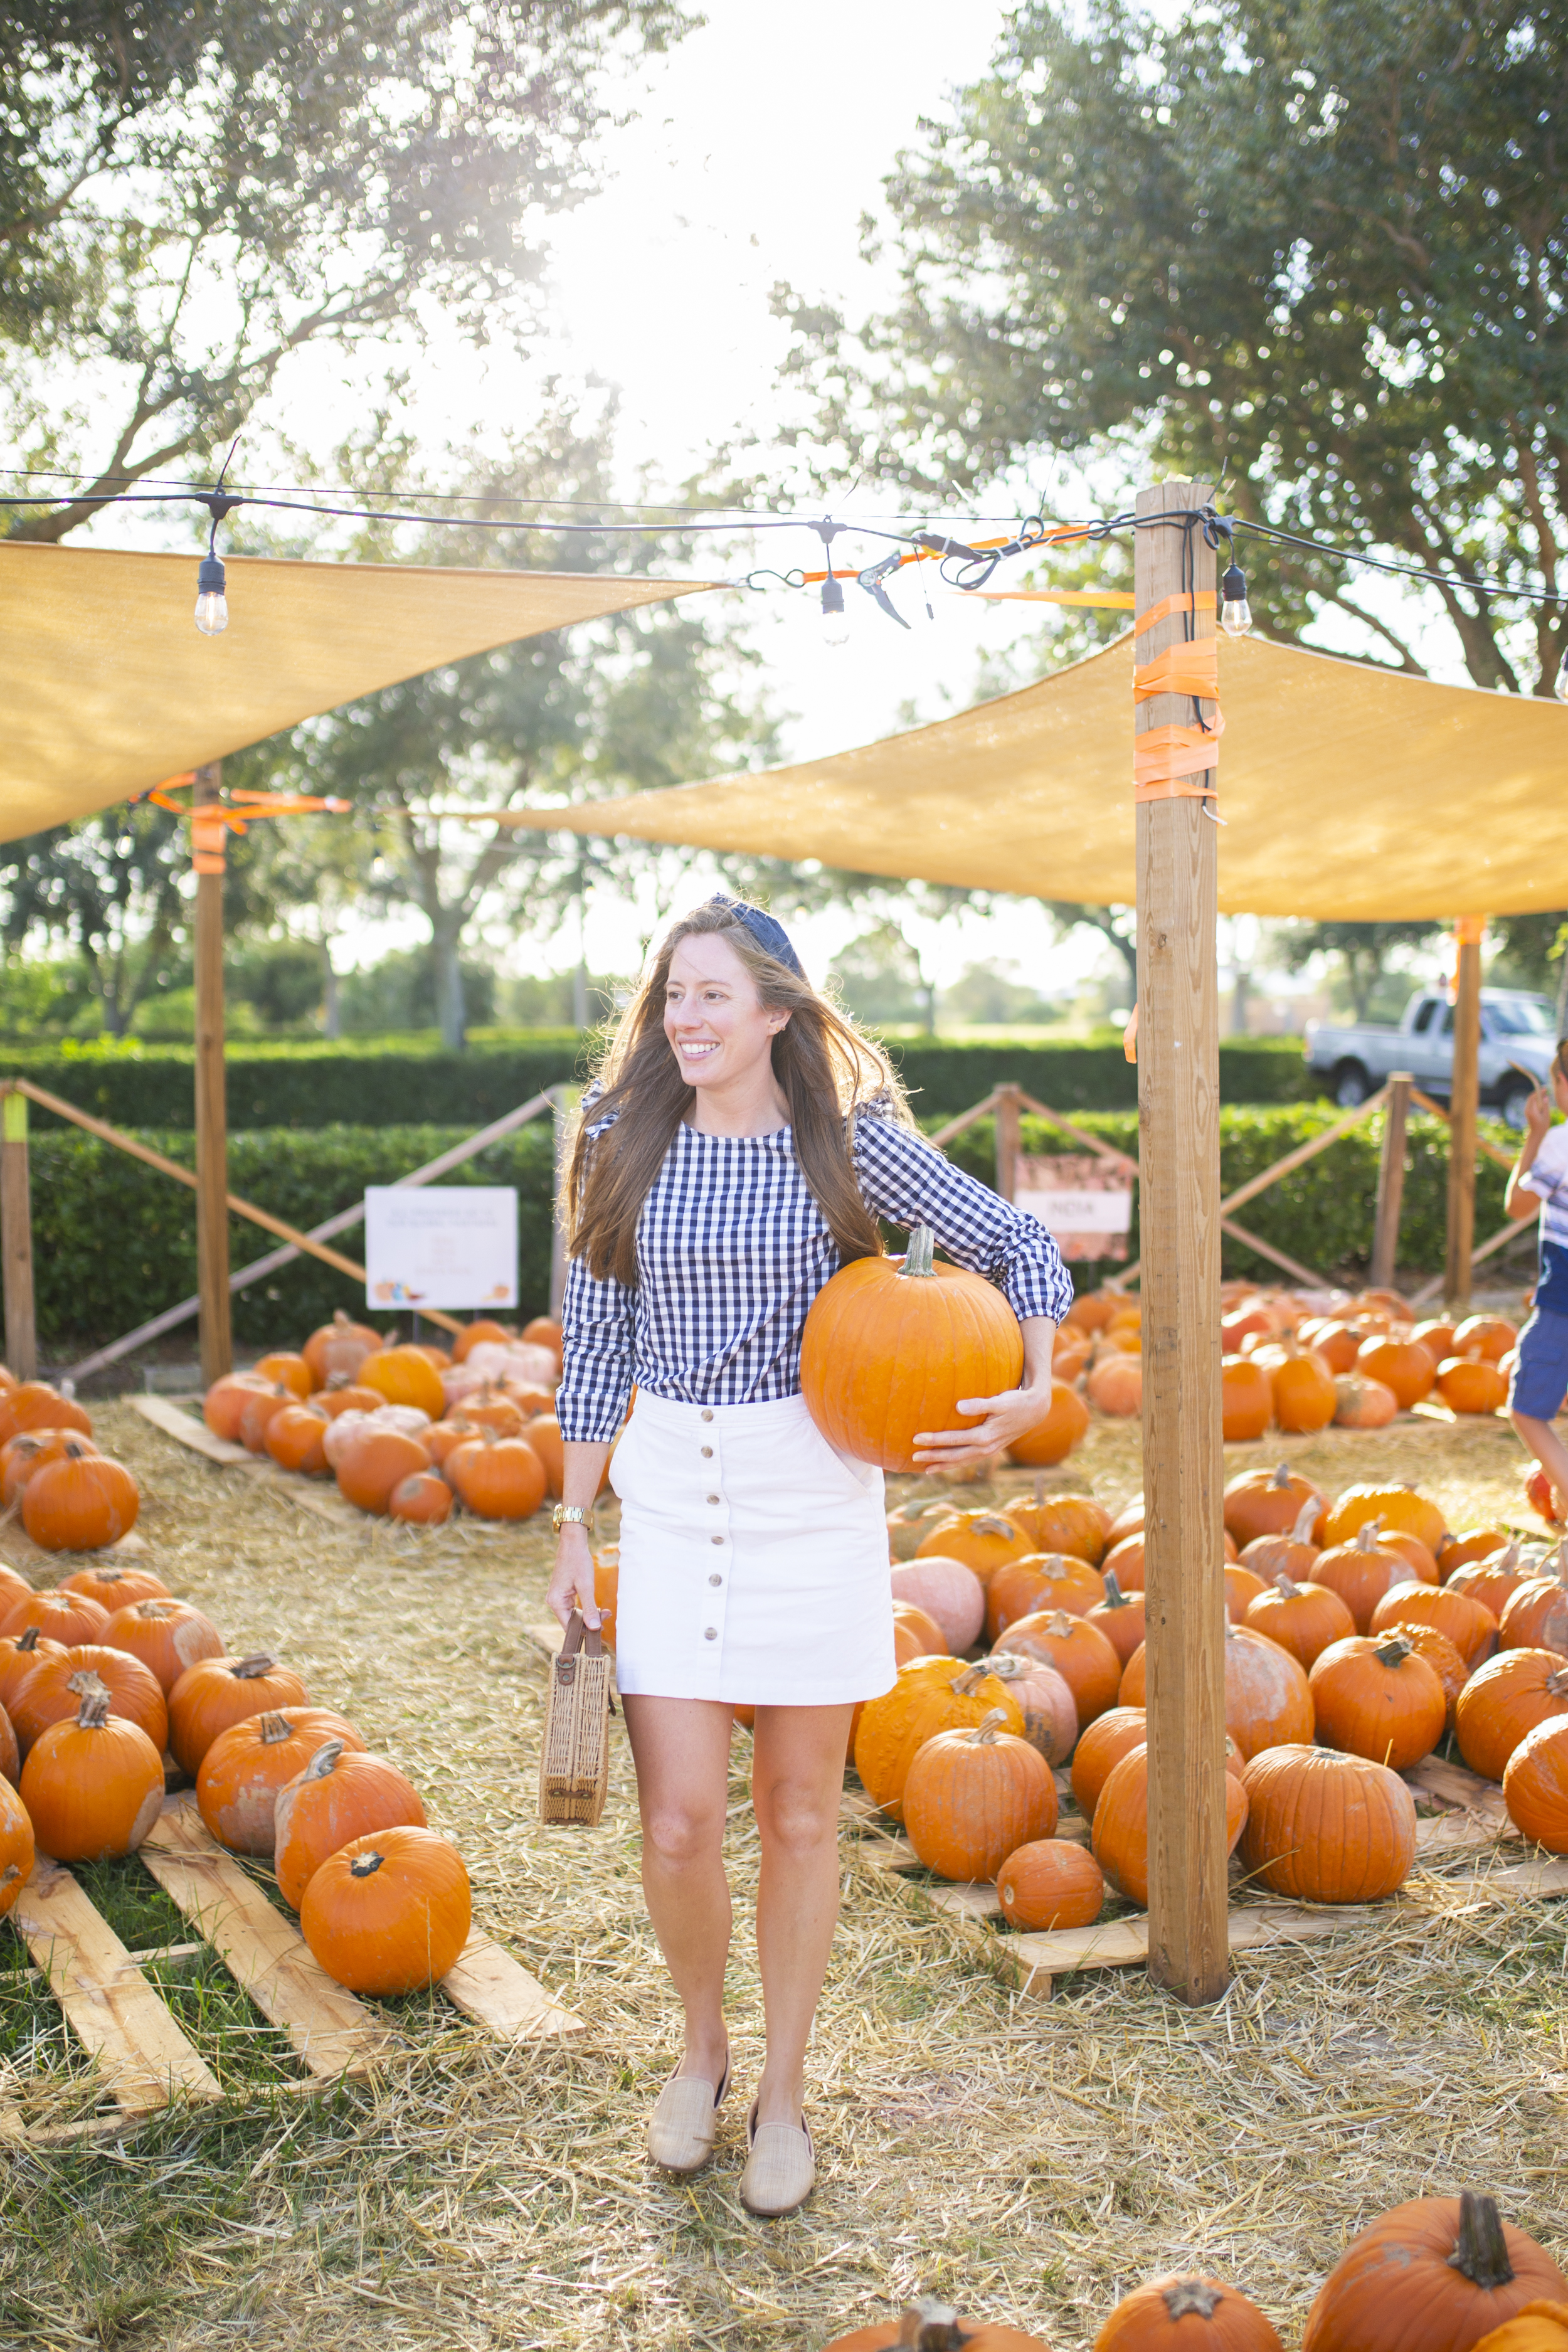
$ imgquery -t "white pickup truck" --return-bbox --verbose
[1304,988,1559,1129]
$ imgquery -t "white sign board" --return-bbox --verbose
[1014,1153,1135,1263]
[364,1187,518,1311]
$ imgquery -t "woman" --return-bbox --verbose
[548,896,1071,2218]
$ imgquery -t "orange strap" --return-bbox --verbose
[1133,718,1223,801]
[1133,590,1216,638]
[1133,640,1218,702]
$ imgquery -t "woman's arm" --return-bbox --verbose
[914,1313,1058,1469]
[548,1251,635,1629]
[1505,1086,1556,1223]
[546,1441,615,1629]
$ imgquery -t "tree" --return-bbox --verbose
[1276,919,1443,1021]
[782,0,1568,692]
[830,923,941,1034]
[1046,903,1138,999]
[0,0,689,534]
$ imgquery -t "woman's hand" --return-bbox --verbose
[913,1384,1052,1470]
[546,1523,601,1631]
[1525,1081,1556,1142]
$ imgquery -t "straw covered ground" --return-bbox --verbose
[3,1397,1567,2352]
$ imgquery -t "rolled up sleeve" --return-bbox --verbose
[852,1105,1074,1327]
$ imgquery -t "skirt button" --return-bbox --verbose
[704,1626,718,1641]
[701,1409,714,1422]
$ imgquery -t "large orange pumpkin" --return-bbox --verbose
[800,1227,1024,1471]
[1448,1544,1533,1621]
[1309,1633,1446,1769]
[273,1739,428,1909]
[447,1433,548,1520]
[1,1586,111,1648]
[1006,1381,1090,1467]
[891,1599,947,1660]
[1443,1525,1518,1574]
[996,1838,1104,1932]
[1454,1313,1519,1362]
[1002,1609,1122,1727]
[986,1552,1103,1642]
[1092,1741,1248,1907]
[167,1652,312,1775]
[1223,1463,1323,1549]
[334,1424,432,1515]
[1456,1650,1568,1782]
[1,1428,97,1508]
[1086,1350,1143,1417]
[1095,2275,1284,2352]
[58,1560,169,1614]
[1399,1622,1470,1730]
[1245,1574,1357,1671]
[916,1510,1033,1586]
[1301,2191,1568,2352]
[1224,1564,1269,1625]
[1503,1718,1568,1850]
[1324,1482,1447,1554]
[1085,1572,1146,1665]
[21,1443,140,1551]
[1219,1621,1316,1757]
[7,1644,168,1757]
[389,1471,453,1525]
[1239,1743,1416,1901]
[1012,1493,1113,1565]
[1069,1705,1148,1820]
[1333,1374,1399,1428]
[0,1628,66,1717]
[1240,1501,1323,1587]
[300,1825,471,1995]
[101,1597,225,1694]
[238,1384,300,1454]
[301,1310,382,1388]
[196,1707,366,1854]
[450,1318,516,1363]
[19,1676,166,1860]
[1099,1532,1148,1592]
[0,1383,92,1444]
[1268,1340,1337,1434]
[902,1710,1057,1880]
[1220,1355,1273,1442]
[203,1372,274,1441]
[253,1350,311,1398]
[356,1345,445,1420]
[1311,1522,1419,1634]
[264,1404,331,1476]
[852,1658,1023,1821]
[1355,1333,1437,1408]
[1500,1552,1568,1656]
[1439,1355,1510,1414]
[822,2300,1049,2352]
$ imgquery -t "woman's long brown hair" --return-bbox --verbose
[566,902,911,1285]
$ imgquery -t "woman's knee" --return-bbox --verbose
[754,1776,840,1860]
[642,1798,725,1871]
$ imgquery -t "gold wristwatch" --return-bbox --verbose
[552,1504,593,1534]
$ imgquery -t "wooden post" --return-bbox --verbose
[193,763,233,1385]
[1370,1073,1412,1293]
[1135,478,1229,2006]
[995,1082,1022,1204]
[1446,921,1484,1312]
[1,1084,37,1380]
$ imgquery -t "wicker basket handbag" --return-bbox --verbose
[538,1612,614,1826]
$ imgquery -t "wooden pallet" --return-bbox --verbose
[2,1799,585,2144]
[842,1753,1568,1999]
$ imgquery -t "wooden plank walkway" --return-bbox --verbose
[129,1392,383,1530]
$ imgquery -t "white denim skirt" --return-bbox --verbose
[608,1389,896,1706]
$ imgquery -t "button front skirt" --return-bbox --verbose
[608,1391,896,1705]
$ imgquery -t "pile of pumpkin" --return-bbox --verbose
[861,1471,1568,1924]
[0,1560,470,1999]
[203,1309,571,1524]
[0,1370,142,1551]
[825,2190,1568,2352]
[1039,1281,1522,1443]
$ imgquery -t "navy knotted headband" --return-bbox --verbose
[709,893,805,979]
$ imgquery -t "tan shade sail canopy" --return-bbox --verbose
[490,630,1568,918]
[0,541,717,844]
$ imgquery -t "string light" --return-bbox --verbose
[193,462,242,637]
[815,522,850,648]
[1219,560,1253,637]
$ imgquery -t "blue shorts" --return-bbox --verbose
[1510,1306,1568,1421]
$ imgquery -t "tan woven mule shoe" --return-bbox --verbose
[646,2050,730,2173]
[739,2098,815,2217]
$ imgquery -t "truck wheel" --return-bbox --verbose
[1332,1060,1372,1108]
[1500,1078,1534,1132]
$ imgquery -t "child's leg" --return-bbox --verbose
[1509,1305,1568,1516]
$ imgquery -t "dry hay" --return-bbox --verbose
[1,1399,1565,2352]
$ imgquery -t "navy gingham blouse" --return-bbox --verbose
[556,1097,1074,1444]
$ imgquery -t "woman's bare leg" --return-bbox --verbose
[750,1703,854,2126]
[1513,1409,1568,1518]
[622,1693,734,2082]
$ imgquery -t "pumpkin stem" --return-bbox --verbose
[1355,1520,1382,1553]
[953,1663,992,1696]
[900,1226,936,1279]
[1102,1570,1127,1608]
[1374,1633,1414,1666]
[302,1740,345,1783]
[1046,1611,1073,1635]
[73,1675,111,1729]
[966,1707,1009,1745]
[0,1863,18,1890]
[137,1600,176,1621]
[1548,1669,1568,1697]
[1275,1575,1301,1597]
[1291,1497,1320,1544]
[16,1628,40,1655]
[973,1515,1017,1537]
[1161,2282,1224,2323]
[233,1654,279,1680]
[258,1712,294,1744]
[348,1850,385,1878]
[1269,1461,1291,1489]
[1449,2191,1515,2291]
[896,2303,965,2352]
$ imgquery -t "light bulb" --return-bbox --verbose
[194,550,228,635]
[1219,560,1252,637]
[820,571,850,649]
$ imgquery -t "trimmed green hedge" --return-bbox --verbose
[6,1101,1524,1362]
[1,1031,1311,1131]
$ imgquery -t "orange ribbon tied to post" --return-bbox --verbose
[147,776,352,874]
[1131,590,1223,805]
